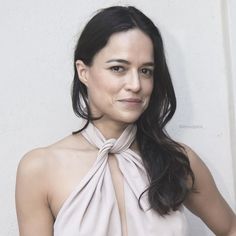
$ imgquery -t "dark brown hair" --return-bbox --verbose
[71,6,195,215]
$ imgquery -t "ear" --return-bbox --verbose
[75,60,89,86]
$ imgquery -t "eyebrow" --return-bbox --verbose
[105,59,154,67]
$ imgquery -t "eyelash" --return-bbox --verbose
[109,66,153,77]
[110,66,125,73]
[140,68,153,77]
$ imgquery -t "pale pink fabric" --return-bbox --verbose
[53,122,188,235]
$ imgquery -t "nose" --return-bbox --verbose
[125,70,141,92]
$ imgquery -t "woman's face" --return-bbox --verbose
[76,29,154,125]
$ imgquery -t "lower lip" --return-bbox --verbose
[118,100,142,109]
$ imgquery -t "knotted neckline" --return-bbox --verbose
[54,122,188,236]
[81,121,150,211]
[54,121,152,236]
[81,122,136,155]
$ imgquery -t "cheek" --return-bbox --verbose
[143,80,154,96]
[87,70,105,94]
[92,69,122,91]
[91,80,118,96]
[87,71,119,100]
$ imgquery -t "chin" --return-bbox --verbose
[114,113,142,124]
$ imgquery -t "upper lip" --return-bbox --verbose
[118,98,142,102]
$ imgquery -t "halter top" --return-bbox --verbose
[53,122,188,235]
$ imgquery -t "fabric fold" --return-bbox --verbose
[53,122,188,236]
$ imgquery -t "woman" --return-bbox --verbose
[16,6,236,236]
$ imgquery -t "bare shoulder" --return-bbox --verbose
[18,147,50,176]
[18,133,93,172]
[177,143,236,235]
[178,142,207,173]
[17,145,58,181]
[177,142,214,190]
[177,142,220,194]
[17,133,89,194]
[16,146,57,235]
[16,133,97,228]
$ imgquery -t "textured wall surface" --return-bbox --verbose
[0,0,235,235]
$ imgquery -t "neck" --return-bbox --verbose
[92,120,130,139]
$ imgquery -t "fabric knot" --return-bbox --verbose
[99,138,116,155]
[81,122,137,155]
[79,122,150,209]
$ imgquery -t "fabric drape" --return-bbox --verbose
[54,122,188,236]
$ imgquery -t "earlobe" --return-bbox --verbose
[75,60,89,86]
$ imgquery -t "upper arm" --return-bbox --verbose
[182,145,236,236]
[15,149,54,236]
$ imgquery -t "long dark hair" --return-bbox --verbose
[71,6,195,215]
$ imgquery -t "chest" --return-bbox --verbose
[48,152,128,234]
[51,149,188,236]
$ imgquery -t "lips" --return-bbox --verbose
[118,98,142,103]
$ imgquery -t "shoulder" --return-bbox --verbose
[16,147,57,201]
[178,143,216,191]
[17,133,94,181]
[177,146,236,235]
[17,135,69,178]
[16,146,62,235]
[178,142,207,173]
[17,147,51,180]
[177,143,217,207]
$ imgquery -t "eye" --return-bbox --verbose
[110,66,125,73]
[140,68,153,77]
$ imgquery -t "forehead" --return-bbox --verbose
[93,29,154,63]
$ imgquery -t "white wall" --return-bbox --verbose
[227,0,236,196]
[0,0,235,235]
